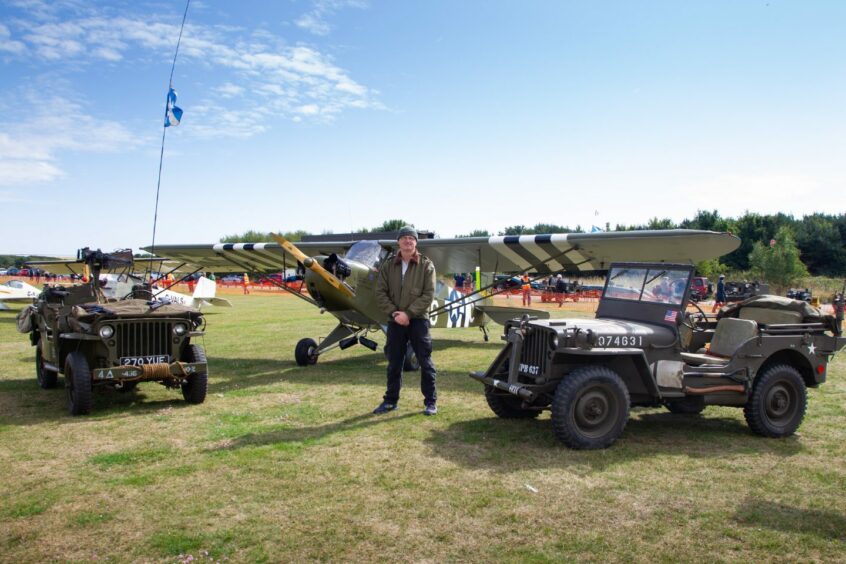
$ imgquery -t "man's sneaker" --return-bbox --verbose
[373,402,397,414]
[423,403,438,416]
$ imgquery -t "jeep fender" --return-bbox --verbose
[560,349,661,404]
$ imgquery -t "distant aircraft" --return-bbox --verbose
[146,229,740,367]
[100,273,231,309]
[0,279,42,310]
[26,252,231,310]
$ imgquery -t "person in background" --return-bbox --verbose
[521,274,532,306]
[243,272,250,295]
[712,274,726,312]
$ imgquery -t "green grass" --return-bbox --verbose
[1,294,845,562]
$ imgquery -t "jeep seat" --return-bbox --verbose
[680,317,759,366]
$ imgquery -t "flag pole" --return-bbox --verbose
[148,0,191,279]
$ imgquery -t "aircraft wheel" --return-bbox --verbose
[181,345,208,404]
[65,351,92,416]
[551,366,630,450]
[484,385,540,419]
[744,364,806,438]
[295,338,319,366]
[665,396,705,415]
[35,344,58,389]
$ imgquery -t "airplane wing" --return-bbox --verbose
[145,230,739,275]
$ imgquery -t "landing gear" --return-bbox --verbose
[295,338,319,366]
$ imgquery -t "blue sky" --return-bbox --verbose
[1,0,844,255]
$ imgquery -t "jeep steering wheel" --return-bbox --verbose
[682,300,710,332]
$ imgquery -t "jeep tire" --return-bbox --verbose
[551,366,630,450]
[485,385,541,419]
[181,344,208,404]
[744,364,806,438]
[65,351,92,415]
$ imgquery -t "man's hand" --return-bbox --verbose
[393,311,410,326]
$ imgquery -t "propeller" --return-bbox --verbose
[271,233,355,298]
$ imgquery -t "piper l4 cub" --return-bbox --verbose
[471,262,846,449]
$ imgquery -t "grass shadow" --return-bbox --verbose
[210,412,420,451]
[734,498,846,540]
[423,409,804,474]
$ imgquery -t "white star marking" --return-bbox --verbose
[807,343,816,355]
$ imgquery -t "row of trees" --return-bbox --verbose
[222,212,845,278]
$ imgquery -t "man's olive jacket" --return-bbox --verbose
[376,251,436,320]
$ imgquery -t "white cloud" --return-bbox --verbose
[0,23,27,54]
[0,97,139,187]
[3,7,380,134]
[295,0,368,37]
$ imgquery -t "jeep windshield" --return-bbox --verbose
[604,266,690,306]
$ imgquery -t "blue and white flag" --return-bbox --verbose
[591,225,603,233]
[165,87,183,127]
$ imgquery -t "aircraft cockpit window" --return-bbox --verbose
[345,240,388,270]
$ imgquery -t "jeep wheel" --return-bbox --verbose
[35,345,58,389]
[551,366,630,450]
[665,397,705,415]
[181,345,208,404]
[295,338,319,366]
[65,351,92,416]
[484,385,540,419]
[744,364,806,438]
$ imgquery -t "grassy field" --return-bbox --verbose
[1,295,845,562]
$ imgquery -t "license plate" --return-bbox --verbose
[120,355,169,366]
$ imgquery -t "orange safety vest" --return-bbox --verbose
[522,276,530,291]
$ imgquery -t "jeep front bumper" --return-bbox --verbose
[93,361,206,382]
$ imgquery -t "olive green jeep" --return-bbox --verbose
[471,263,846,449]
[17,249,208,415]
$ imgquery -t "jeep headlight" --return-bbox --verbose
[173,323,188,336]
[99,325,114,339]
[549,332,559,349]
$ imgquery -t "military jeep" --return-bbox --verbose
[470,262,846,449]
[17,249,208,415]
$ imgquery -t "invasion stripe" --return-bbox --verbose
[489,236,531,271]
[507,236,552,273]
[548,234,592,271]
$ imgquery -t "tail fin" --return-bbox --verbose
[192,276,217,300]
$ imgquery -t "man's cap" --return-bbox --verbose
[397,225,418,240]
[719,274,725,279]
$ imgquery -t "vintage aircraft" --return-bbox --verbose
[145,229,740,367]
[0,279,42,311]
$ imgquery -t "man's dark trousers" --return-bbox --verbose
[384,318,437,405]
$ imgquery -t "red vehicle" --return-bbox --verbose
[689,276,712,301]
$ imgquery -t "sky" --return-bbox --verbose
[1,0,844,255]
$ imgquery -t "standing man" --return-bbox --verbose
[712,274,726,312]
[521,274,532,306]
[374,225,438,416]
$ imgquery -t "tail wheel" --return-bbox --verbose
[295,338,319,366]
[181,344,208,404]
[36,345,58,389]
[65,351,92,416]
[484,385,540,419]
[551,366,630,450]
[744,364,806,438]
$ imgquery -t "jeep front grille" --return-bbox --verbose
[518,328,551,377]
[115,320,173,358]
